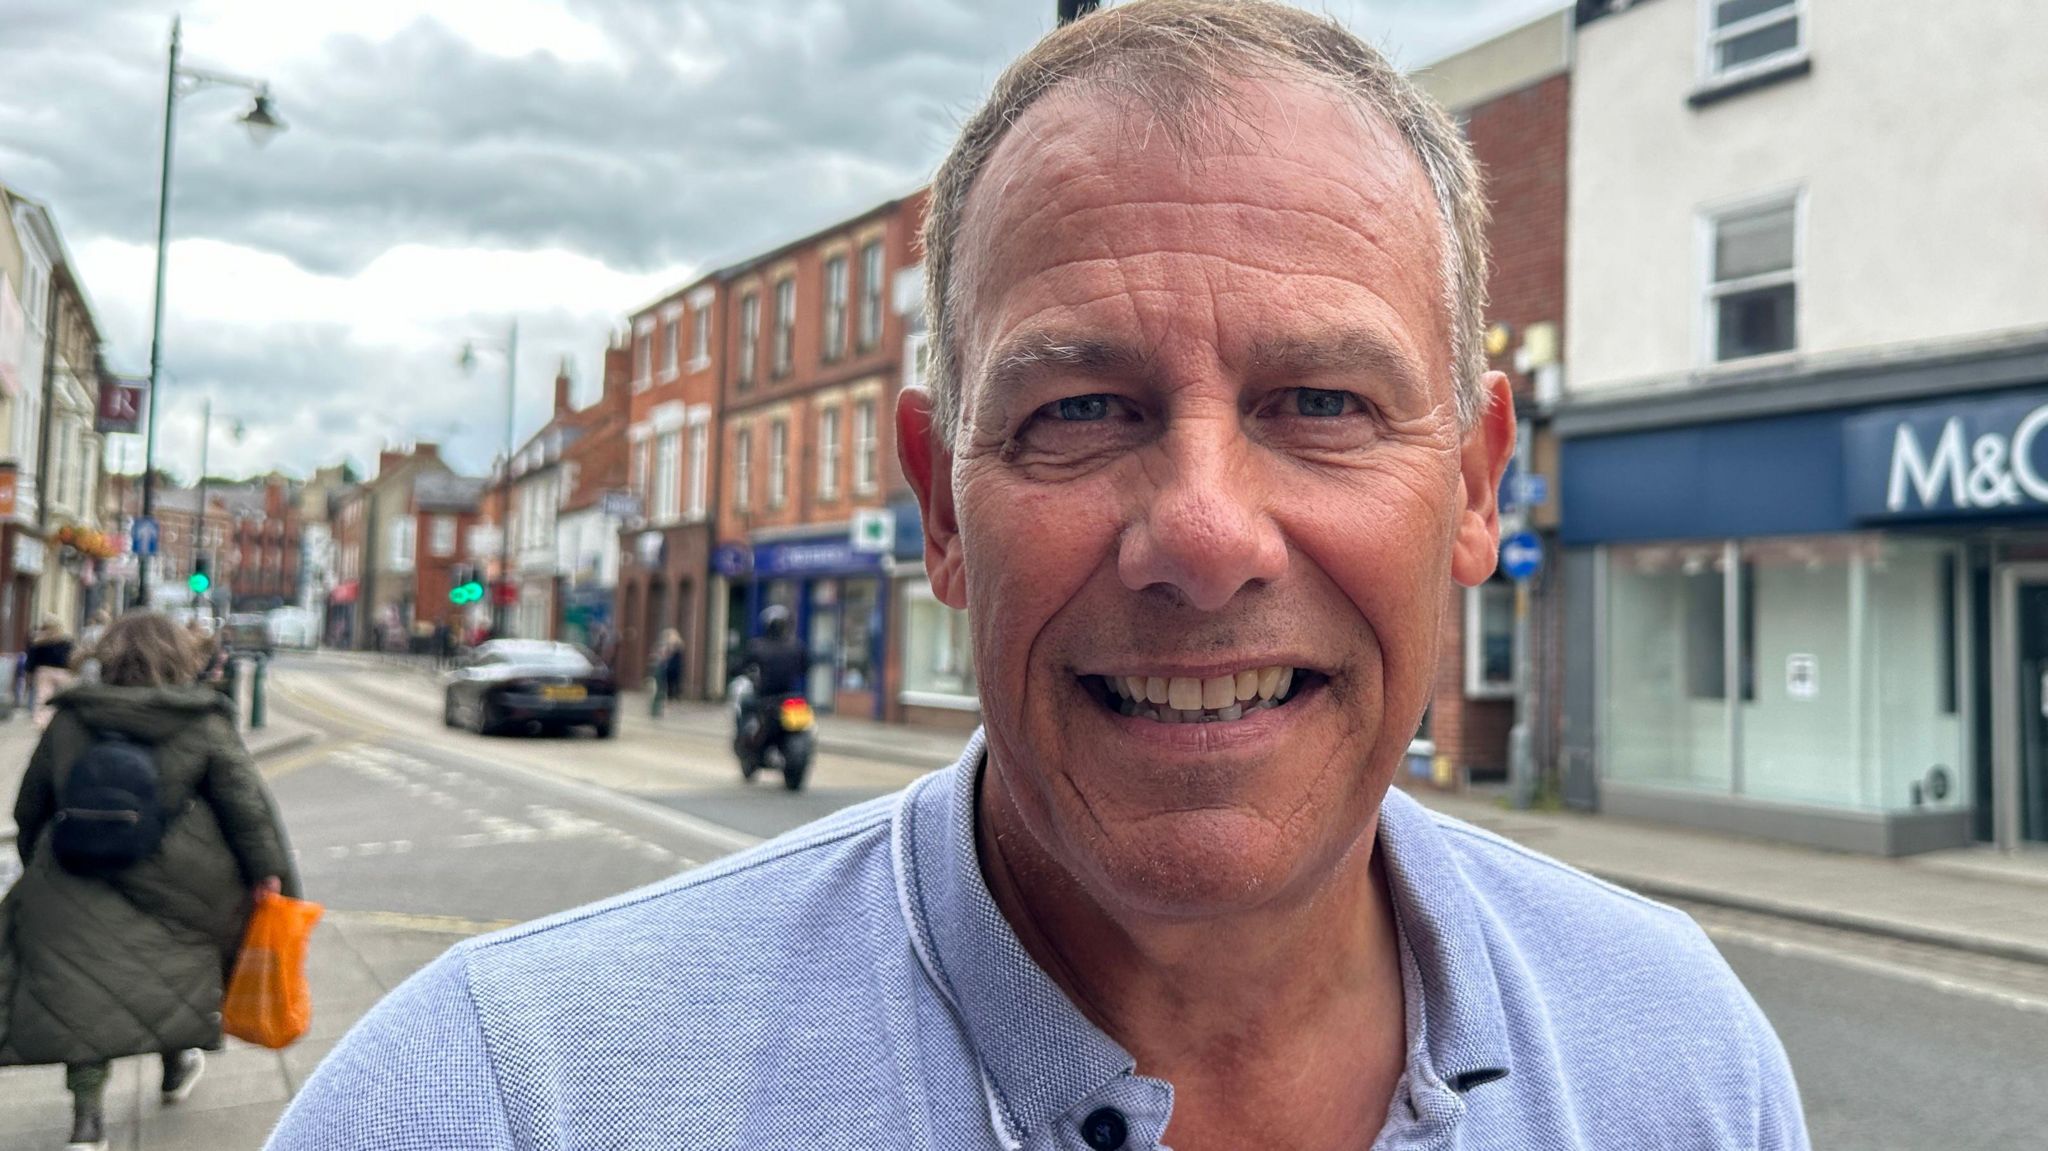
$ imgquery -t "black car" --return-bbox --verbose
[443,640,617,738]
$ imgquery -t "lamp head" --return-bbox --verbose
[240,90,286,147]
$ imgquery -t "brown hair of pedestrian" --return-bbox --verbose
[95,611,202,688]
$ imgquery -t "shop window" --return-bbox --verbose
[903,580,977,703]
[1605,536,1966,813]
[1707,196,1798,363]
[840,578,878,692]
[1465,578,1515,698]
[1605,543,1733,793]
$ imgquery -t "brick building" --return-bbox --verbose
[1410,8,1571,786]
[109,472,302,613]
[506,364,631,643]
[409,471,490,642]
[710,190,934,720]
[616,278,721,695]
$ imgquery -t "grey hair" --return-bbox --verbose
[920,0,1491,448]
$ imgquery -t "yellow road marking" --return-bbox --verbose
[261,739,354,782]
[325,909,520,936]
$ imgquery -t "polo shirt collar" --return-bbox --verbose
[893,732,1513,1145]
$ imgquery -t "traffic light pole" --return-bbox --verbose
[195,396,211,609]
[496,319,517,637]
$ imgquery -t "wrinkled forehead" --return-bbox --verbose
[953,73,1447,368]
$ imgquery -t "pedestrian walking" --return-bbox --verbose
[657,628,685,702]
[25,616,76,725]
[0,610,298,1150]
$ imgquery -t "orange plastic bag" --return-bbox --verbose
[222,890,324,1049]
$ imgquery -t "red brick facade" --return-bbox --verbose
[1428,70,1569,782]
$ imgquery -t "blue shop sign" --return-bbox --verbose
[711,543,752,577]
[755,537,885,577]
[1845,390,2048,522]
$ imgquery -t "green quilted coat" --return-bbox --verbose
[0,684,300,1066]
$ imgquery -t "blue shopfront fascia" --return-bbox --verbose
[1561,384,2048,544]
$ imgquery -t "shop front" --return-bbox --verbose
[1562,379,2048,854]
[717,505,933,721]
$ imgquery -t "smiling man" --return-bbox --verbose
[270,3,1805,1149]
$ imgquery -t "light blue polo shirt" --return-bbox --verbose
[269,731,1807,1149]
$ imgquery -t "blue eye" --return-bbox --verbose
[1296,389,1352,417]
[1054,395,1111,421]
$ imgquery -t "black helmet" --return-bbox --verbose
[760,604,792,640]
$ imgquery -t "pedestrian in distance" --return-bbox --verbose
[273,3,1806,1148]
[657,628,685,702]
[0,610,298,1151]
[25,616,76,726]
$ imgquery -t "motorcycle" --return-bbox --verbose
[729,675,816,791]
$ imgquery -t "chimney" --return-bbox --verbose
[554,360,574,417]
[378,450,407,478]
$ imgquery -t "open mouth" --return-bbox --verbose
[1081,666,1319,725]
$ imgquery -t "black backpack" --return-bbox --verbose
[51,732,166,875]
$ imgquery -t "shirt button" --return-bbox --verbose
[1080,1107,1128,1150]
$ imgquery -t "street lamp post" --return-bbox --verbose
[461,321,519,636]
[138,15,285,606]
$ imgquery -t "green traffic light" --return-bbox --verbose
[188,572,211,594]
[450,581,483,605]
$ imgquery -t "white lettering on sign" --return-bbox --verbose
[1886,404,2048,512]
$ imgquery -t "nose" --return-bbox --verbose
[1117,418,1287,611]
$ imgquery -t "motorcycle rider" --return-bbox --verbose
[734,606,808,752]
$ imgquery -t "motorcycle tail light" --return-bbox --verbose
[779,699,814,731]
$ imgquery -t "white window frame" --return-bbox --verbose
[654,430,682,522]
[817,405,842,501]
[822,254,849,362]
[1699,0,1806,87]
[633,317,654,390]
[854,397,879,494]
[689,305,712,371]
[1464,580,1518,700]
[686,413,710,521]
[390,515,417,573]
[734,427,753,514]
[738,293,760,386]
[1697,186,1804,367]
[773,277,796,377]
[858,240,885,351]
[430,515,458,558]
[768,420,788,509]
[661,307,682,378]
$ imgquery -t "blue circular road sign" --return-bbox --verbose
[1501,530,1543,581]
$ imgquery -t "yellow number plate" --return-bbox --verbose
[541,685,587,701]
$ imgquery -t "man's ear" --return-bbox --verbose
[897,388,967,609]
[1450,372,1517,588]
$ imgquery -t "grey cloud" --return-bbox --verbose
[1,0,1553,479]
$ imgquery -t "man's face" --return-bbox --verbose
[911,78,1511,919]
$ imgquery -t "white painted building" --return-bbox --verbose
[1558,0,2048,854]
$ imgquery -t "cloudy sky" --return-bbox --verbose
[0,0,1563,482]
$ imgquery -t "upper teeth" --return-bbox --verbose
[1109,667,1295,708]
